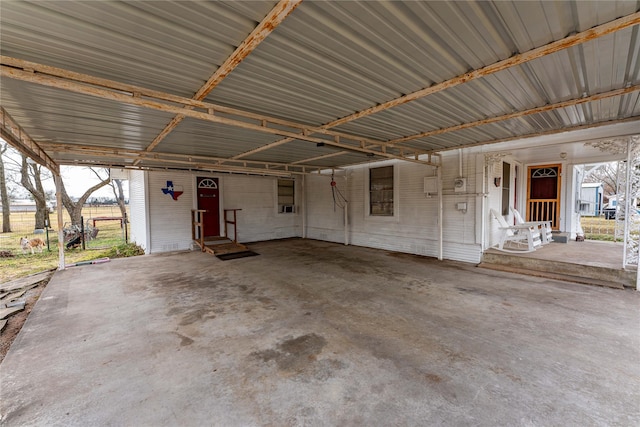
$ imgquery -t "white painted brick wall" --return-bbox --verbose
[148,171,194,253]
[305,155,483,263]
[129,171,302,253]
[221,175,301,243]
[128,170,149,253]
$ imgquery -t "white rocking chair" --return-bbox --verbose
[510,207,553,244]
[490,209,542,253]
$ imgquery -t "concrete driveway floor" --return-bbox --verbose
[1,239,639,426]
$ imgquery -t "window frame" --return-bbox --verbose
[365,164,399,221]
[501,161,511,216]
[277,178,295,214]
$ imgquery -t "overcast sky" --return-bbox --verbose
[2,139,127,199]
[39,166,125,200]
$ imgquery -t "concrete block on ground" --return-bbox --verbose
[6,300,26,309]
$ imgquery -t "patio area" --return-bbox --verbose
[482,239,637,289]
[1,239,639,426]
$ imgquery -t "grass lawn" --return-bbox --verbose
[1,206,140,282]
[580,215,639,241]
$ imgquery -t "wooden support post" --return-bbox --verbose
[54,173,65,270]
[224,209,242,243]
[191,209,206,252]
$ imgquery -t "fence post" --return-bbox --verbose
[80,215,85,250]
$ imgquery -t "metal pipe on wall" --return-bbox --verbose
[344,202,349,246]
[301,174,307,239]
[344,173,349,245]
[438,165,443,260]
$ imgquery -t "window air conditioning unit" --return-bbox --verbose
[282,205,295,213]
[454,177,466,193]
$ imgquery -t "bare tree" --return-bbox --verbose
[60,168,110,226]
[0,142,12,232]
[20,155,51,230]
[584,163,618,197]
[111,179,127,219]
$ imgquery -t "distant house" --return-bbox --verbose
[0,199,37,213]
[579,183,604,217]
[0,199,55,213]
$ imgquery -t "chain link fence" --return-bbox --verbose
[1,204,129,256]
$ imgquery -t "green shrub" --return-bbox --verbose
[104,242,145,258]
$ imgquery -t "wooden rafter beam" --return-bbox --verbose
[236,12,640,160]
[388,85,640,146]
[0,59,430,165]
[60,158,299,177]
[280,86,640,166]
[3,57,399,153]
[138,0,303,159]
[0,107,59,173]
[291,151,346,165]
[324,12,640,129]
[429,116,640,154]
[40,142,326,175]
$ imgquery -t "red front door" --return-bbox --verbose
[526,165,561,230]
[197,177,220,238]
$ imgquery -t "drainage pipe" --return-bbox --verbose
[344,201,349,245]
[438,164,443,260]
[344,173,349,245]
[301,174,307,239]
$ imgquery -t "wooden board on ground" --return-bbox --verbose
[0,306,25,320]
[0,270,54,293]
[1,288,31,303]
[194,237,248,256]
[208,242,248,255]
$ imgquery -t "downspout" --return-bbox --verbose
[438,164,443,260]
[144,171,152,253]
[54,172,65,270]
[301,174,307,239]
[344,173,349,245]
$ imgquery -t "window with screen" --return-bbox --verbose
[278,179,294,213]
[369,166,394,216]
[501,161,511,216]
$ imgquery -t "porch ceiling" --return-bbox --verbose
[1,1,638,176]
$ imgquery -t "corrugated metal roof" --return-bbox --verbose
[0,0,638,175]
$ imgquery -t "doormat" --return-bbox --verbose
[216,251,259,261]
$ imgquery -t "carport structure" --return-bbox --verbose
[1,1,638,174]
[1,1,640,424]
[1,2,639,268]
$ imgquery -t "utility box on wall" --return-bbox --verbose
[424,177,438,195]
[454,177,467,193]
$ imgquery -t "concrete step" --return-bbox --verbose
[477,262,625,289]
[551,232,570,243]
[480,250,635,289]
